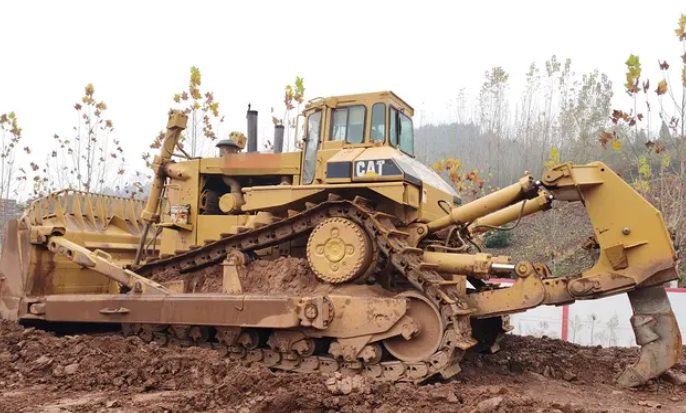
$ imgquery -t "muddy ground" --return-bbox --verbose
[1,319,685,413]
[3,258,685,412]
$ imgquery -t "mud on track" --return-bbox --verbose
[1,318,685,413]
[150,256,341,295]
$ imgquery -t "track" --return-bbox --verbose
[126,195,495,382]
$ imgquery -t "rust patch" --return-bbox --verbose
[604,244,628,270]
[28,247,55,296]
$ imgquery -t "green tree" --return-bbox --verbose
[483,229,512,248]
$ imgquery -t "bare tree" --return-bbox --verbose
[604,14,686,284]
[144,67,223,165]
[587,313,598,345]
[36,84,124,196]
[478,67,510,186]
[0,112,28,200]
[569,314,585,343]
[281,77,305,152]
[172,67,222,158]
[525,320,550,338]
[605,314,619,346]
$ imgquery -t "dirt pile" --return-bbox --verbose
[240,257,329,295]
[2,320,685,413]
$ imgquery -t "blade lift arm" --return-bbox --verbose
[134,110,188,265]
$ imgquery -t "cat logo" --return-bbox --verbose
[355,160,386,177]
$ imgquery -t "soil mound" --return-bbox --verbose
[2,320,684,412]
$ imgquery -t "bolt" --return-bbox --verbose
[303,304,317,319]
[401,322,418,339]
[417,226,426,235]
[622,227,631,235]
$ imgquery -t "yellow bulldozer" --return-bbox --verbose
[0,91,681,386]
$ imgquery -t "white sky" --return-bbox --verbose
[1,0,685,199]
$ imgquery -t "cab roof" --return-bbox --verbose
[305,91,414,117]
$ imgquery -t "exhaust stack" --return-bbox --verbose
[273,124,284,153]
[247,106,258,153]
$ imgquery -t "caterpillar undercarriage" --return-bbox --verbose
[0,91,681,387]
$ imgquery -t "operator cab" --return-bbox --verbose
[300,91,421,186]
[302,91,415,155]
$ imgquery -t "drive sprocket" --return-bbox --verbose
[306,217,373,284]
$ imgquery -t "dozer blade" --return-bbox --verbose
[0,219,29,321]
[617,285,682,388]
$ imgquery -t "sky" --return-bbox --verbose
[1,0,685,200]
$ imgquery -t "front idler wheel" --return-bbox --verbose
[383,291,445,363]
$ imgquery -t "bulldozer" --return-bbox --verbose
[0,91,681,387]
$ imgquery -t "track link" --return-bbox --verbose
[128,196,479,382]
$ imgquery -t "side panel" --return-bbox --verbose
[325,147,365,183]
[351,147,405,183]
[163,160,201,252]
[419,183,456,223]
[241,182,415,219]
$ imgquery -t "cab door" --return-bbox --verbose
[301,110,323,185]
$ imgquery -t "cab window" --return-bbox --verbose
[330,105,366,144]
[302,111,322,184]
[389,107,414,156]
[370,103,386,142]
[398,111,414,156]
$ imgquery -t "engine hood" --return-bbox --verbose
[325,146,460,201]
